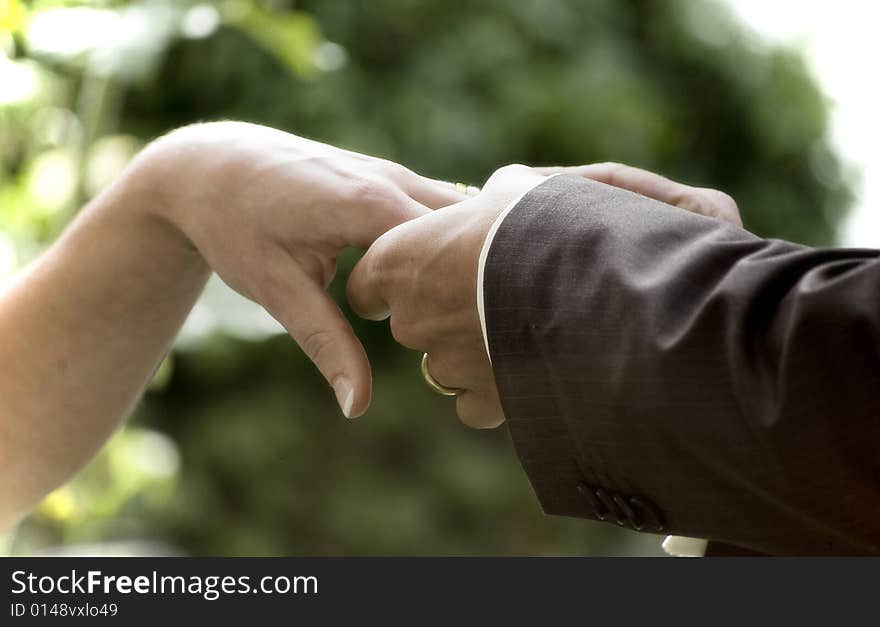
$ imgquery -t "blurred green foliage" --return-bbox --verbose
[1,0,852,555]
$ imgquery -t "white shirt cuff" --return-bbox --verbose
[476,175,557,363]
[662,536,709,557]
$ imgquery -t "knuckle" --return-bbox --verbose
[249,259,285,311]
[293,250,335,289]
[593,162,627,184]
[364,237,395,287]
[348,175,395,207]
[596,161,625,172]
[708,189,739,211]
[707,189,742,226]
[349,235,401,320]
[378,159,413,181]
[495,163,531,178]
[671,188,707,215]
[300,328,336,365]
[685,188,741,224]
[484,163,538,192]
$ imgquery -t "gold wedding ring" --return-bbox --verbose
[420,353,464,397]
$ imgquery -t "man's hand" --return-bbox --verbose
[536,162,742,226]
[346,163,740,428]
[346,165,546,428]
[141,122,465,417]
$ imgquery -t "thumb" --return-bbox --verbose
[346,229,398,322]
[262,265,372,419]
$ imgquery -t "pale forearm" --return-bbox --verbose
[0,155,209,530]
[0,120,464,531]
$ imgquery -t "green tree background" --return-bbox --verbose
[0,0,852,555]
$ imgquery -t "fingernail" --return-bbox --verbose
[333,376,355,419]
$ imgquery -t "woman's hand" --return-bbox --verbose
[0,121,463,529]
[139,122,465,417]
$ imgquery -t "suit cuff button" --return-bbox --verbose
[576,483,609,521]
[629,495,665,533]
[593,488,625,526]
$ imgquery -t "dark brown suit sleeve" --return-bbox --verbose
[484,174,880,555]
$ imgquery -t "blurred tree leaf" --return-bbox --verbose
[232,5,321,78]
[0,0,27,33]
